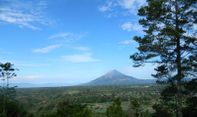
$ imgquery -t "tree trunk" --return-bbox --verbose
[175,0,183,117]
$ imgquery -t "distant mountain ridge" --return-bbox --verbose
[84,69,155,86]
[9,70,155,88]
[9,83,71,88]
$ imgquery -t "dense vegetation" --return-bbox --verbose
[15,85,160,117]
[0,63,162,117]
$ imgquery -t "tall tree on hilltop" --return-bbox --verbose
[0,62,17,88]
[0,62,18,117]
[130,0,197,117]
[0,62,30,117]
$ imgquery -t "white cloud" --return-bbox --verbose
[49,32,85,41]
[62,53,99,63]
[120,39,135,45]
[121,22,143,32]
[98,0,146,15]
[119,0,135,9]
[98,6,110,12]
[119,0,146,11]
[98,1,113,12]
[121,22,133,31]
[0,0,51,30]
[33,44,61,53]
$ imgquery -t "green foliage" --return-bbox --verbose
[56,100,92,117]
[130,97,141,117]
[182,79,197,117]
[127,97,152,117]
[152,103,174,117]
[13,85,160,116]
[106,98,123,117]
[0,94,30,117]
[130,0,197,116]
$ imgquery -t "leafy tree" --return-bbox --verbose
[130,97,141,117]
[106,98,123,117]
[56,100,92,117]
[127,97,150,117]
[130,0,197,117]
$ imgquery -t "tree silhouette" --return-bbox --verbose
[130,0,197,117]
[0,62,32,117]
[0,62,17,88]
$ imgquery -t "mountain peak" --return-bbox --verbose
[84,69,155,86]
[111,69,119,73]
[108,69,120,73]
[105,69,124,77]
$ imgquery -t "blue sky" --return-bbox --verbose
[0,0,155,84]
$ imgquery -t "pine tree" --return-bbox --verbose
[0,62,24,117]
[130,0,197,117]
[0,62,17,87]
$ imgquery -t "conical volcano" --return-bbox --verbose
[85,69,155,86]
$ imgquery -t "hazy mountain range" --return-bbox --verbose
[9,83,72,88]
[8,70,155,88]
